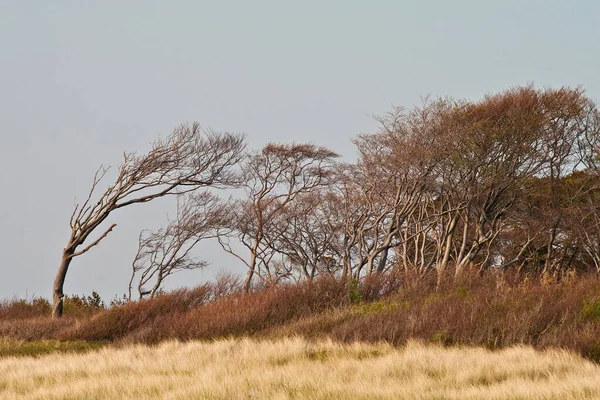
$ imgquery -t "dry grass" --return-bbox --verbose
[1,338,600,399]
[0,338,106,358]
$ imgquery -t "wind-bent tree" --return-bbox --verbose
[451,87,599,279]
[52,123,245,317]
[128,191,230,300]
[331,99,455,280]
[217,143,339,292]
[266,189,342,281]
[353,101,448,277]
[341,86,599,284]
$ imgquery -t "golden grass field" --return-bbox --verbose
[2,338,600,399]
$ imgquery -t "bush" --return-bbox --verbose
[581,299,600,321]
[0,297,51,320]
[62,291,105,318]
[5,271,600,363]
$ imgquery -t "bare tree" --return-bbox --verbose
[217,143,339,292]
[265,189,341,281]
[53,123,245,317]
[343,86,599,285]
[128,191,230,300]
[342,99,454,279]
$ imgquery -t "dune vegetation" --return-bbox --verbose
[4,86,600,398]
[2,338,600,400]
[3,273,600,398]
[5,272,600,361]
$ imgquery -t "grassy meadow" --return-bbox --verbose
[2,338,600,399]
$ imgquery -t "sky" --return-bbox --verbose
[1,0,599,301]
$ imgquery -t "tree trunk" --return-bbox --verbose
[437,213,459,289]
[376,248,389,274]
[543,218,560,276]
[243,268,254,293]
[52,249,74,318]
[342,255,352,282]
[243,251,257,293]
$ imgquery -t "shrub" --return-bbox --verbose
[581,299,600,321]
[62,291,105,318]
[0,297,51,320]
[5,270,600,364]
[347,279,362,304]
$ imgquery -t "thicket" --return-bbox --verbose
[4,271,600,363]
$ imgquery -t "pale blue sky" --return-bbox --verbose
[1,1,598,301]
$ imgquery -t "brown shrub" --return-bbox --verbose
[282,272,600,362]
[66,277,348,343]
[64,284,214,342]
[5,270,600,362]
[0,297,52,320]
[0,317,76,340]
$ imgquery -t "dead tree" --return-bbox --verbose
[128,191,229,300]
[52,123,245,317]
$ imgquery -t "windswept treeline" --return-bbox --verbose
[54,86,600,315]
[333,86,600,287]
[132,86,600,295]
